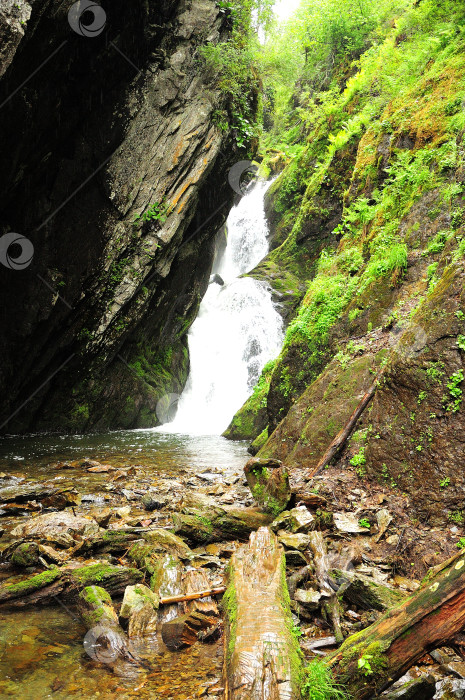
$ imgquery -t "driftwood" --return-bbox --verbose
[0,562,142,607]
[326,550,465,699]
[161,610,221,650]
[299,372,382,484]
[161,569,220,650]
[159,586,226,605]
[223,527,302,699]
[308,531,344,644]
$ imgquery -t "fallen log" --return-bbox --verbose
[325,550,465,699]
[0,562,142,607]
[223,527,303,699]
[173,493,273,544]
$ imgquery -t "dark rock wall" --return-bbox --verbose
[0,0,249,432]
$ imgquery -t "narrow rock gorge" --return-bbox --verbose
[0,0,255,433]
[3,1,465,699]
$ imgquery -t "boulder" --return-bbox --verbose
[141,493,167,511]
[294,587,322,610]
[244,457,291,515]
[119,584,159,637]
[333,512,369,534]
[277,531,311,551]
[382,675,436,699]
[271,506,314,534]
[142,528,192,559]
[10,511,100,542]
[10,541,40,567]
[329,568,405,611]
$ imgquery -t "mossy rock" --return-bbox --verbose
[10,542,40,568]
[244,457,291,516]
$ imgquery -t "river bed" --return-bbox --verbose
[0,431,249,700]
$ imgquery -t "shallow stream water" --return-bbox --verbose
[0,432,248,699]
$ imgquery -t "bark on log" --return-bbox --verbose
[223,527,302,699]
[326,550,465,699]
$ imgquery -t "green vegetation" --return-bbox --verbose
[358,518,371,529]
[444,370,464,413]
[457,538,465,550]
[300,660,347,700]
[199,0,273,150]
[134,200,169,225]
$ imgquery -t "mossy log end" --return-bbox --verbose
[78,585,133,665]
[223,527,303,700]
[326,551,465,699]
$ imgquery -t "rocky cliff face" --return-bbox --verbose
[0,0,252,432]
[226,0,465,522]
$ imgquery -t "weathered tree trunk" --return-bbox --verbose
[159,586,226,605]
[308,531,344,644]
[223,527,302,699]
[78,585,133,665]
[326,551,465,699]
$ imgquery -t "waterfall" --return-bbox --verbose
[161,180,283,435]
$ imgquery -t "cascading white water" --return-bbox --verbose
[162,180,283,435]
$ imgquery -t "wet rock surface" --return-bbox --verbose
[0,439,464,699]
[0,0,252,435]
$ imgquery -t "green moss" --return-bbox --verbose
[222,567,238,661]
[3,567,61,599]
